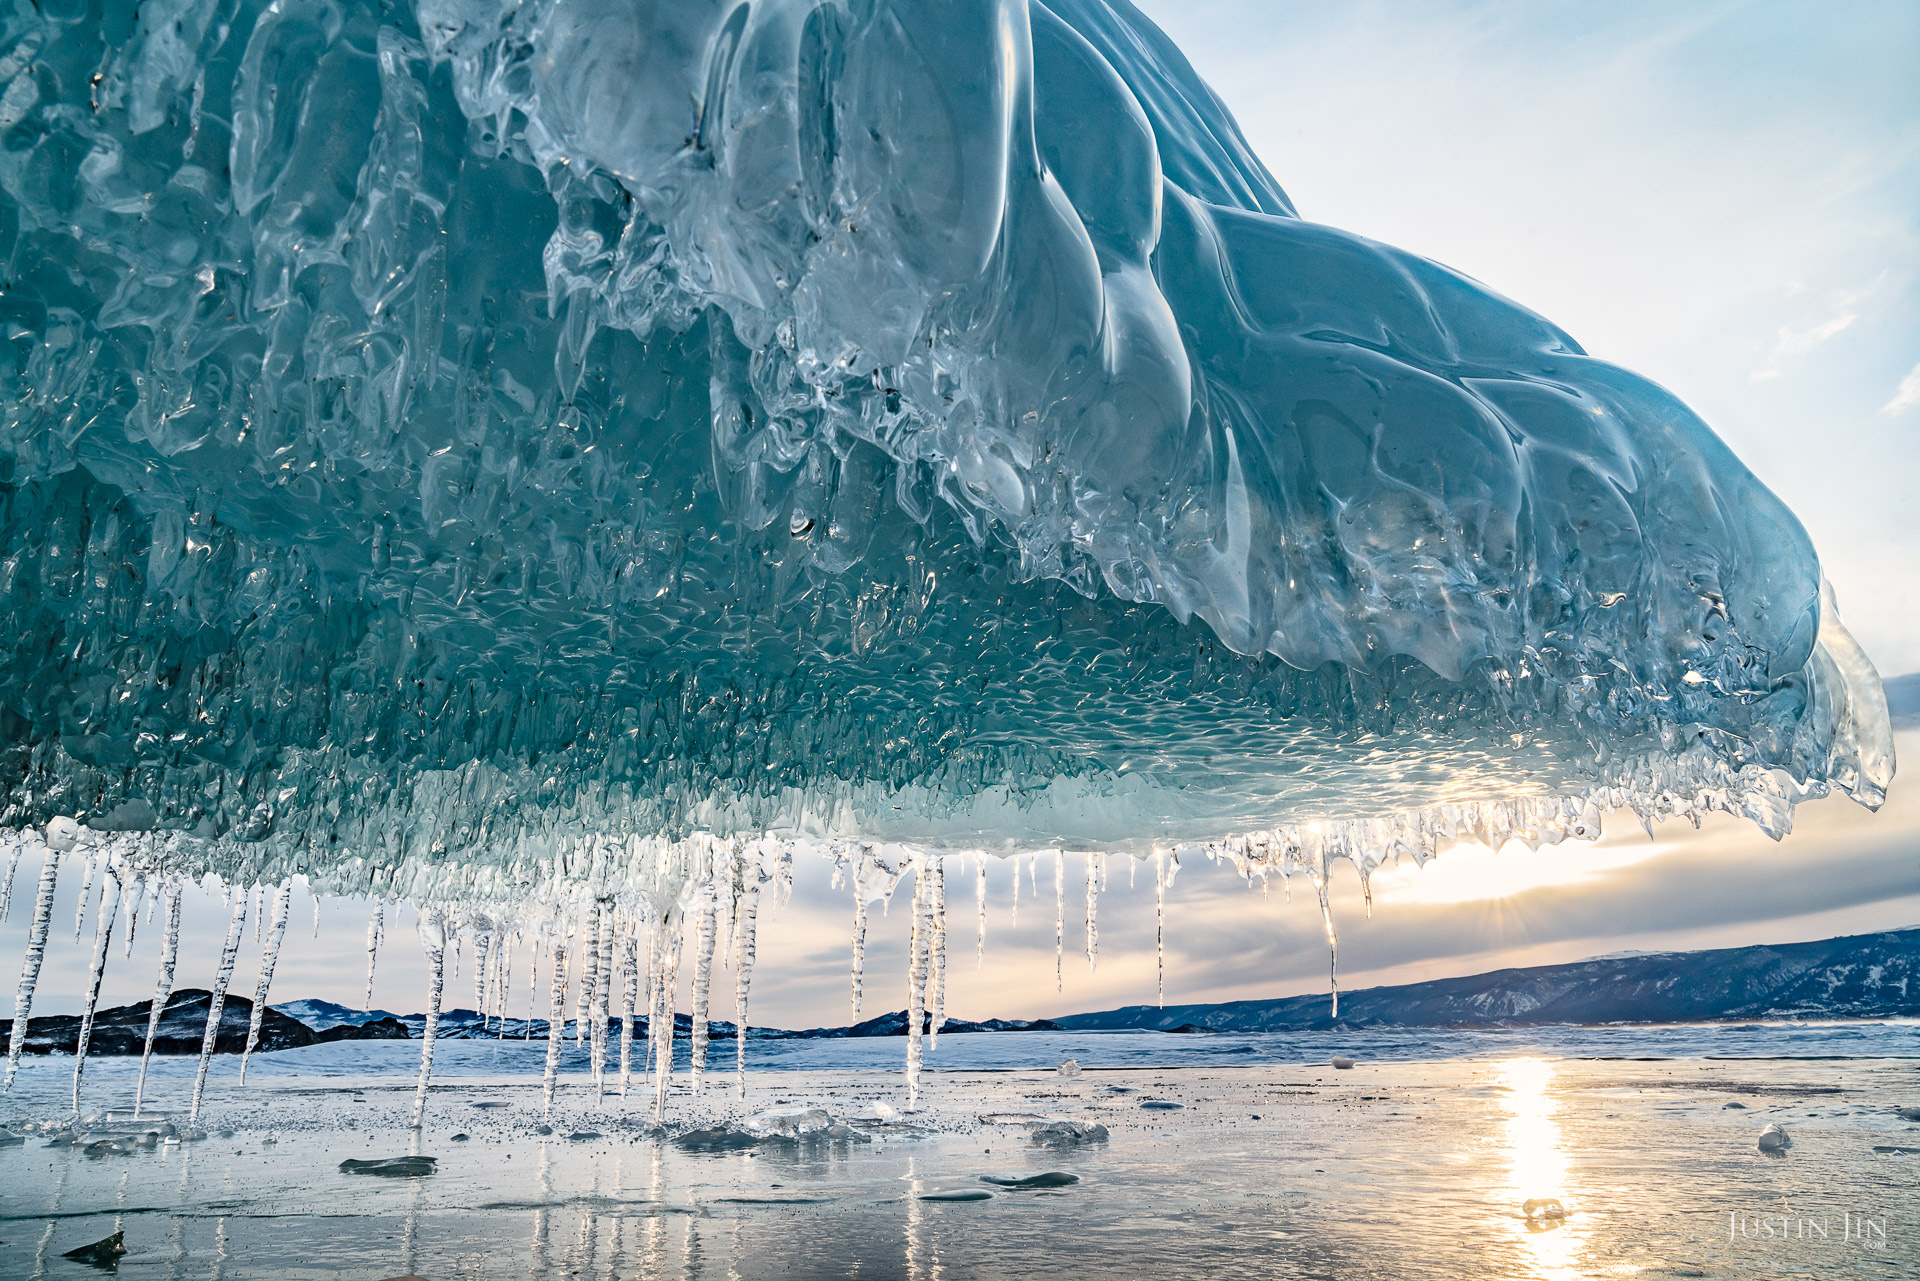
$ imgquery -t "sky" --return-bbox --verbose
[3,0,1917,1030]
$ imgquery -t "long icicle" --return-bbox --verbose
[472,920,493,1031]
[239,884,292,1085]
[929,858,948,1052]
[651,913,681,1125]
[575,902,598,1048]
[496,932,514,1038]
[592,903,614,1102]
[619,932,639,1097]
[543,935,568,1117]
[4,847,60,1092]
[412,908,446,1129]
[904,855,930,1111]
[525,935,540,1041]
[733,849,762,1098]
[849,852,869,1021]
[121,873,143,958]
[188,892,251,1128]
[72,850,99,943]
[1010,847,1020,926]
[1155,850,1167,1007]
[134,884,183,1116]
[1053,851,1064,992]
[71,865,122,1119]
[689,859,717,1095]
[1085,851,1099,973]
[1317,854,1340,1019]
[363,902,384,1011]
[974,854,986,968]
[0,833,20,922]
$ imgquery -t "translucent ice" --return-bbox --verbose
[0,0,1893,909]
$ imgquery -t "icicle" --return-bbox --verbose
[543,936,568,1117]
[904,856,930,1111]
[412,909,446,1129]
[1053,851,1064,992]
[239,884,292,1085]
[1154,850,1167,1008]
[974,853,986,968]
[472,921,493,1029]
[312,894,321,938]
[575,904,597,1047]
[72,851,99,943]
[188,892,251,1128]
[71,866,122,1118]
[651,916,681,1125]
[1317,868,1340,1019]
[363,902,384,1011]
[1010,848,1020,926]
[929,859,947,1052]
[1085,851,1099,973]
[121,874,143,958]
[849,860,869,1021]
[5,847,60,1091]
[0,834,19,922]
[733,850,761,1098]
[134,885,182,1117]
[592,904,614,1102]
[253,884,265,946]
[496,933,514,1038]
[525,935,540,1041]
[689,861,718,1095]
[619,933,639,1097]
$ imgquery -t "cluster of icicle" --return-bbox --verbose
[0,739,1855,1127]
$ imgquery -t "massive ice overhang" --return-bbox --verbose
[0,0,1895,914]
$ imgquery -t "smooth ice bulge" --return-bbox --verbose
[0,0,1896,913]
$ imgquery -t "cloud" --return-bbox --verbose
[1750,277,1883,381]
[1882,362,1920,415]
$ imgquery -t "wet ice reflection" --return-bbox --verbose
[1497,1057,1589,1280]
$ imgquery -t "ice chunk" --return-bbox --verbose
[744,1107,834,1141]
[1057,1058,1083,1079]
[0,0,1889,914]
[1030,1119,1109,1147]
[340,1156,438,1177]
[1757,1123,1792,1153]
[1331,1057,1356,1070]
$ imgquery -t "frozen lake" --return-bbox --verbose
[2,1026,1915,1278]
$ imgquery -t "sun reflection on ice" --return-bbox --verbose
[1498,1057,1590,1280]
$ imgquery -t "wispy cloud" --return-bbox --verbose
[1882,362,1920,416]
[1751,275,1884,381]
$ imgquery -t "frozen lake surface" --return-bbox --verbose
[2,1025,1916,1278]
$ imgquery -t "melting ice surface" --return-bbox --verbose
[0,0,1899,1112]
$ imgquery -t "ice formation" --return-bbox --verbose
[0,0,1898,1119]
